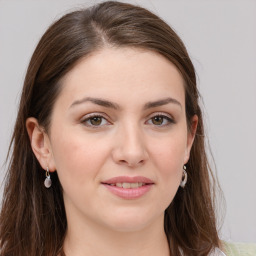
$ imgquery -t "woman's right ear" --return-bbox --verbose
[26,117,54,170]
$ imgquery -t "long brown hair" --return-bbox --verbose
[0,1,221,255]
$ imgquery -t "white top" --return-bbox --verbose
[210,247,227,256]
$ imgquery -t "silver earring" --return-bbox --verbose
[44,167,52,188]
[180,165,187,188]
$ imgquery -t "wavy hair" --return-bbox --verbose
[0,1,221,255]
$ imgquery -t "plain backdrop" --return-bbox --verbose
[0,0,255,243]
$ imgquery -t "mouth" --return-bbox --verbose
[104,182,147,189]
[101,176,154,199]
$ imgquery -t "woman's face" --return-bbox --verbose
[47,47,197,232]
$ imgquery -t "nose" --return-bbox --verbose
[111,124,149,168]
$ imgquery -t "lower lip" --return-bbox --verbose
[102,184,153,199]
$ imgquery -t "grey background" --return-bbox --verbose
[0,0,255,243]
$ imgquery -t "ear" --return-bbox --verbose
[184,115,198,164]
[26,117,56,172]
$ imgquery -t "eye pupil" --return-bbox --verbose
[152,116,163,125]
[90,117,102,126]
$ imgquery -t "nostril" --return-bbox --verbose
[128,159,145,167]
[117,159,144,167]
[112,143,149,167]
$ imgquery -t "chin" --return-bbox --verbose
[101,208,163,233]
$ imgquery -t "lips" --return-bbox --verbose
[102,176,154,185]
[101,176,154,199]
[108,182,146,189]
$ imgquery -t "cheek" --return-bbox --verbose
[150,133,187,174]
[149,133,187,202]
[50,129,109,188]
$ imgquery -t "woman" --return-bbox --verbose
[0,1,254,255]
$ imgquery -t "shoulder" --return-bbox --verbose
[223,241,256,256]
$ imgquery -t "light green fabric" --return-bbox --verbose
[223,242,256,256]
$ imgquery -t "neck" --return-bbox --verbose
[62,214,170,256]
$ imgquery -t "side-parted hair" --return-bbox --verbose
[0,1,221,255]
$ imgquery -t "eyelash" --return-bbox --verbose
[147,114,174,126]
[81,112,175,129]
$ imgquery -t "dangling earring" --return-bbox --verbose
[44,167,52,188]
[180,165,187,188]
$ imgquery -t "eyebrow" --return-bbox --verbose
[69,96,182,110]
[143,97,181,110]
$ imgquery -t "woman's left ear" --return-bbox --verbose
[184,115,198,163]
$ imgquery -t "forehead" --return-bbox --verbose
[56,47,185,109]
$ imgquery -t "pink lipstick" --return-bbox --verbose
[101,176,154,199]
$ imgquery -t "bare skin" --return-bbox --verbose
[27,47,197,256]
